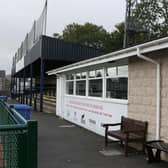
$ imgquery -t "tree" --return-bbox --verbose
[109,22,125,51]
[53,1,168,52]
[131,0,168,43]
[159,0,168,37]
[53,22,112,52]
[53,22,125,52]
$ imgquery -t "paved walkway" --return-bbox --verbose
[32,112,167,168]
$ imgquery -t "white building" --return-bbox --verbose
[47,37,168,143]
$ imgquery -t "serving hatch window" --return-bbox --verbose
[88,69,103,97]
[106,65,128,99]
[76,72,86,96]
[66,74,74,95]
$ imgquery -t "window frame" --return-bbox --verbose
[65,74,75,95]
[88,69,103,98]
[105,65,128,100]
[65,65,128,102]
[75,72,87,96]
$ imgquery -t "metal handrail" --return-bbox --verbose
[0,99,37,168]
[10,108,28,124]
[0,100,28,125]
[0,124,27,131]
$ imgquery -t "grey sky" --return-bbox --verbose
[0,0,125,74]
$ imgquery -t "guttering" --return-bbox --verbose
[137,48,160,140]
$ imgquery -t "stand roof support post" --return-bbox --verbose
[40,59,44,112]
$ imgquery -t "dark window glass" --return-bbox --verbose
[106,78,127,99]
[76,72,86,79]
[89,69,103,78]
[96,69,103,77]
[66,74,74,80]
[76,73,81,79]
[76,80,86,96]
[81,72,87,79]
[89,79,102,97]
[66,81,74,95]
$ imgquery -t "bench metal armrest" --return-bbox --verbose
[146,140,164,144]
[102,123,121,128]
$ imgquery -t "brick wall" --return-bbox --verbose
[128,53,168,142]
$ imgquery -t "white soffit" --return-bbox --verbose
[47,36,168,75]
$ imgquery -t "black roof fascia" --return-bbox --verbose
[12,35,105,76]
[41,35,105,61]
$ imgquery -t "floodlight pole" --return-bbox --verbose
[44,0,48,35]
[124,0,138,48]
[124,0,131,48]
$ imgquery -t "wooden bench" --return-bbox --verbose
[102,116,148,156]
[146,140,168,163]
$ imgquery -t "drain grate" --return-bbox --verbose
[58,125,75,128]
[99,149,123,156]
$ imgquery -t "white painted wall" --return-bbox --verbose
[56,80,128,136]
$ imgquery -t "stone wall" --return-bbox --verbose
[160,55,168,142]
[128,52,168,160]
[128,52,168,142]
[128,56,157,140]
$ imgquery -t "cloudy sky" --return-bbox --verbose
[0,0,125,74]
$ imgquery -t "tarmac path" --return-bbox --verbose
[33,112,167,168]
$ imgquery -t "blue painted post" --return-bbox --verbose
[15,77,18,99]
[10,77,13,98]
[23,69,26,104]
[18,77,21,103]
[26,95,28,104]
[40,59,44,112]
[30,64,33,106]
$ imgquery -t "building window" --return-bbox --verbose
[106,67,116,76]
[76,80,86,96]
[75,72,86,96]
[106,65,128,99]
[106,78,128,99]
[65,65,128,100]
[66,81,74,95]
[66,74,74,80]
[89,69,103,97]
[66,74,74,95]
